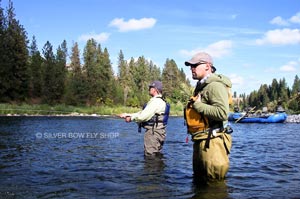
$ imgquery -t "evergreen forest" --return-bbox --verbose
[0,0,299,114]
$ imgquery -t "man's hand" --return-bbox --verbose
[124,116,131,123]
[190,94,201,103]
[118,113,132,123]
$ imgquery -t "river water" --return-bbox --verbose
[0,116,299,199]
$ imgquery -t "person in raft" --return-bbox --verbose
[119,81,170,156]
[184,52,233,182]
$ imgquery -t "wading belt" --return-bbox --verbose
[204,120,223,149]
[196,125,232,154]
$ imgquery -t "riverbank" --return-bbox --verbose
[0,102,184,117]
[1,103,299,122]
[2,112,300,123]
[286,114,300,123]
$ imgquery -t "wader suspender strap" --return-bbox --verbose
[183,104,190,133]
[152,114,159,134]
[204,114,214,149]
[205,129,212,149]
[205,120,224,149]
[150,96,168,133]
[223,136,230,154]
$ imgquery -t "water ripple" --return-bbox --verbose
[0,117,300,198]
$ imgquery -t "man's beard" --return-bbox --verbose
[192,72,197,79]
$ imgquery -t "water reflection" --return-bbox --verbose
[136,153,168,198]
[191,180,229,199]
[144,153,166,173]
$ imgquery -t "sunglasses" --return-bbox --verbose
[190,62,207,68]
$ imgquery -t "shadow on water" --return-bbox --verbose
[191,179,229,199]
[144,153,166,173]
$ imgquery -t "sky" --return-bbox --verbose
[2,0,300,95]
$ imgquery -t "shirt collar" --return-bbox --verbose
[200,74,211,84]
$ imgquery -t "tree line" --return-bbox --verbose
[0,0,299,113]
[235,76,300,113]
[0,0,191,107]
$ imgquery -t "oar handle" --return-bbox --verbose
[235,106,256,123]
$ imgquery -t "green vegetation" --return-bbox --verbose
[235,76,300,114]
[0,102,185,116]
[0,0,299,116]
[0,103,141,116]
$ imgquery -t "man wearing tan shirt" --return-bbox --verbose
[119,81,169,156]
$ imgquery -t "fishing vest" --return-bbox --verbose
[184,97,209,134]
[184,81,231,135]
[140,97,170,129]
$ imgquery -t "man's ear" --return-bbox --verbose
[205,63,210,71]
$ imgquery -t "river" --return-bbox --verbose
[0,116,299,199]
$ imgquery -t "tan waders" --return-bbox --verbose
[192,131,232,181]
[143,123,166,156]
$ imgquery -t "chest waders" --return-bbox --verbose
[184,81,233,180]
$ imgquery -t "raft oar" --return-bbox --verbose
[235,106,256,123]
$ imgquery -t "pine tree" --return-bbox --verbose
[42,41,57,104]
[0,0,29,101]
[162,58,184,101]
[149,60,161,82]
[28,36,43,98]
[55,40,68,102]
[83,39,100,105]
[0,1,7,101]
[258,84,270,107]
[100,47,114,104]
[291,75,300,95]
[66,42,86,105]
[135,56,150,104]
[278,78,289,104]
[127,57,139,106]
[269,78,279,101]
[117,50,127,105]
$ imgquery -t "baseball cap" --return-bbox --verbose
[185,52,216,72]
[149,81,163,93]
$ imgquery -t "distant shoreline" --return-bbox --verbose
[0,103,184,117]
[0,113,183,119]
[1,113,299,123]
[1,114,114,117]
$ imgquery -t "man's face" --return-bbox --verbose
[190,63,209,80]
[148,87,155,96]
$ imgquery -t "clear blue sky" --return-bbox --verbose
[2,0,300,95]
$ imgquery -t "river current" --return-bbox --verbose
[0,116,299,199]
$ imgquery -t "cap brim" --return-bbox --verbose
[185,61,191,66]
[185,61,198,66]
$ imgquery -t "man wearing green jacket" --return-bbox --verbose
[184,52,233,182]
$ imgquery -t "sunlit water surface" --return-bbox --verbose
[0,116,299,199]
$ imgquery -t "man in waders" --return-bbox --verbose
[184,52,233,182]
[119,81,170,156]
